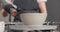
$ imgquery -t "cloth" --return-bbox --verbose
[37,0,47,3]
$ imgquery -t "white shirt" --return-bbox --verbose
[37,0,47,3]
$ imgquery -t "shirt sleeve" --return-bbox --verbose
[37,0,47,3]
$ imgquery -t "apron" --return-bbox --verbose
[14,0,40,13]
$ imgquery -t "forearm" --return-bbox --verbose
[39,2,47,14]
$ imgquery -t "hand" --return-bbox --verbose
[2,11,8,17]
[11,9,17,16]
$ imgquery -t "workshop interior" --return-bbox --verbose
[0,0,60,32]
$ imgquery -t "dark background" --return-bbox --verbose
[46,0,60,25]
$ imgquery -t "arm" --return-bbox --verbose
[37,0,47,15]
[3,4,17,16]
[3,0,17,17]
[6,0,14,3]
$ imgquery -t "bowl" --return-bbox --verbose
[20,13,47,25]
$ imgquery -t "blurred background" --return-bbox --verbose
[46,0,60,25]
